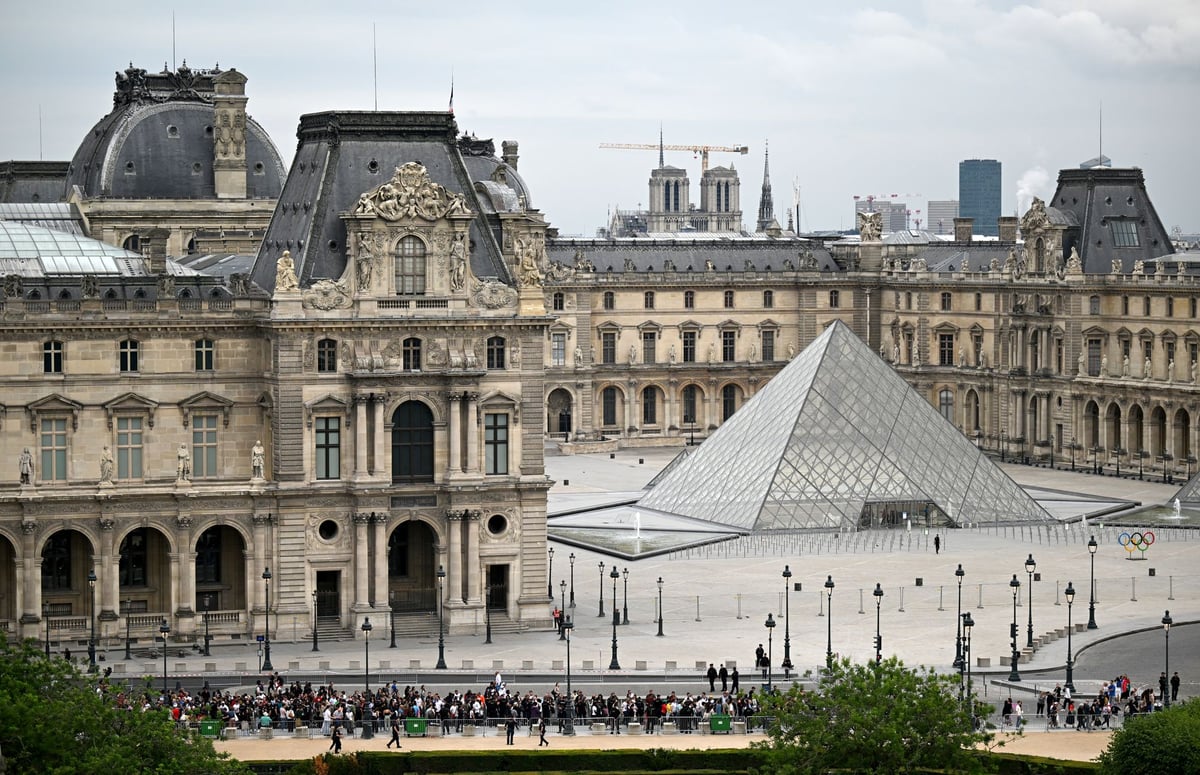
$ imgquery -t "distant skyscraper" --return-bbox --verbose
[926,200,959,235]
[959,160,1001,237]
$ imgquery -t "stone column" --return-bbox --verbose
[99,516,118,618]
[372,395,387,476]
[175,516,195,617]
[353,513,370,610]
[465,393,480,473]
[465,510,482,605]
[447,392,462,474]
[21,520,38,623]
[372,514,388,608]
[446,510,463,603]
[354,396,369,480]
[625,387,636,435]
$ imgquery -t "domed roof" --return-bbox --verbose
[66,64,286,200]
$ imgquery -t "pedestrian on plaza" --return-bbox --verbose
[1159,672,1169,702]
[538,718,548,746]
[386,714,401,749]
[505,715,517,745]
[730,667,739,694]
[718,664,729,691]
[329,726,342,754]
[706,663,718,691]
[934,534,941,554]
[1171,672,1181,701]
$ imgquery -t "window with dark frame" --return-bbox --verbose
[43,340,63,374]
[317,339,338,372]
[484,413,509,475]
[315,417,341,480]
[194,338,215,371]
[486,336,506,369]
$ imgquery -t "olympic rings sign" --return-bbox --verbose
[1118,530,1155,559]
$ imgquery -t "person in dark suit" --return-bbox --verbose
[706,664,718,691]
[718,664,729,691]
[505,715,517,745]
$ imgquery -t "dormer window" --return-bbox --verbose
[395,236,427,295]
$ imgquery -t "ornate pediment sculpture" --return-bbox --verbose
[857,210,882,242]
[472,279,518,309]
[353,162,471,222]
[303,279,352,310]
[1020,197,1050,233]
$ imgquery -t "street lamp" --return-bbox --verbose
[1049,433,1055,469]
[548,547,555,598]
[1000,430,1007,462]
[962,612,974,718]
[873,583,884,664]
[608,565,620,670]
[261,568,274,672]
[621,568,629,625]
[953,564,965,670]
[1069,437,1077,472]
[43,601,51,658]
[1024,553,1036,648]
[435,565,447,670]
[1162,610,1173,708]
[824,575,835,668]
[656,577,664,637]
[123,599,132,660]
[87,569,97,672]
[1008,574,1022,682]
[764,613,776,690]
[312,590,320,652]
[1064,582,1076,691]
[597,561,606,618]
[1087,536,1099,629]
[202,595,212,657]
[559,580,567,641]
[159,618,170,697]
[563,613,576,736]
[361,617,372,694]
[781,565,793,673]
[569,552,576,608]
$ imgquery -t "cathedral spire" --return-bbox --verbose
[756,140,775,232]
[658,125,664,169]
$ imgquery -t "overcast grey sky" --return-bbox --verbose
[3,1,1197,236]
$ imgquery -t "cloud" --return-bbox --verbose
[1015,167,1053,216]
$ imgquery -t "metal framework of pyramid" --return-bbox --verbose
[639,321,1054,531]
[1172,470,1200,506]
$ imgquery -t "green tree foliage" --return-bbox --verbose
[0,633,250,775]
[753,656,995,775]
[1097,699,1200,775]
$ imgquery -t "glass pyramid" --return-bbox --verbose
[639,321,1054,531]
[1172,470,1200,506]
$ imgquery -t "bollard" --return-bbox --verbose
[977,583,984,609]
[695,596,701,622]
[1169,575,1175,600]
[937,585,944,611]
[898,586,905,613]
[1130,577,1137,602]
[736,593,743,619]
[858,588,865,615]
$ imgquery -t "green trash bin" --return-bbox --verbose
[709,714,732,734]
[199,720,221,739]
[405,717,428,737]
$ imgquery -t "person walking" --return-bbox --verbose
[934,534,941,554]
[538,718,548,746]
[1171,672,1181,701]
[505,715,517,745]
[718,664,729,691]
[706,663,718,692]
[328,725,342,754]
[386,714,401,749]
[730,667,740,694]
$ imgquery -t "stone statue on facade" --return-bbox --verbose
[704,259,715,272]
[1144,355,1153,380]
[251,440,266,480]
[856,210,882,242]
[1112,258,1123,274]
[516,236,544,287]
[1122,355,1131,377]
[176,443,192,482]
[1078,350,1087,377]
[1133,259,1145,276]
[1004,248,1018,275]
[574,347,583,368]
[275,251,299,292]
[892,343,900,364]
[668,345,677,365]
[1169,359,1176,382]
[787,342,796,360]
[749,344,757,362]
[1193,360,1198,384]
[1101,354,1108,378]
[99,446,114,484]
[629,344,637,364]
[19,447,34,485]
[1067,246,1083,274]
[449,232,467,292]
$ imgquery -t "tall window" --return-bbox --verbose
[551,333,566,367]
[644,291,655,310]
[603,291,615,310]
[1089,296,1101,315]
[119,339,140,373]
[43,341,63,374]
[939,333,955,366]
[1143,296,1151,316]
[682,331,697,363]
[395,235,427,295]
[391,402,434,483]
[116,416,143,479]
[642,387,657,425]
[484,413,509,475]
[487,336,506,369]
[315,417,341,480]
[192,415,218,478]
[682,384,697,424]
[40,417,68,481]
[723,290,735,309]
[195,528,221,585]
[1088,339,1102,377]
[552,292,565,311]
[974,293,982,312]
[905,292,913,310]
[602,387,618,426]
[119,528,148,587]
[194,338,215,371]
[1122,296,1130,316]
[829,290,840,308]
[938,389,955,423]
[940,292,952,311]
[763,290,774,309]
[761,330,775,362]
[721,385,737,421]
[722,330,736,362]
[601,332,616,364]
[402,337,422,371]
[642,331,657,364]
[317,338,338,373]
[1168,297,1175,317]
[42,534,72,591]
[684,290,695,309]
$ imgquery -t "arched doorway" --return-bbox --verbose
[193,526,247,614]
[387,521,437,612]
[721,384,741,422]
[392,401,434,483]
[547,388,573,439]
[1151,406,1168,456]
[0,534,15,625]
[41,529,97,654]
[1084,400,1100,448]
[1105,402,1122,452]
[1175,408,1192,468]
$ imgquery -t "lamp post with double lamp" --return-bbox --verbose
[764,613,776,690]
[1162,610,1173,708]
[87,569,97,673]
[547,547,555,599]
[1008,574,1022,682]
[823,575,835,668]
[1024,553,1036,648]
[563,613,576,736]
[621,568,630,625]
[261,568,274,672]
[568,552,576,608]
[781,565,793,674]
[1064,582,1076,692]
[361,618,372,694]
[656,577,664,637]
[962,612,974,718]
[202,595,212,657]
[953,564,965,670]
[312,590,320,652]
[1086,535,1099,629]
[559,580,567,641]
[435,565,447,670]
[159,618,170,697]
[123,599,132,660]
[873,583,884,664]
[608,565,621,670]
[597,562,606,618]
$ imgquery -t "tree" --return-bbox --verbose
[0,633,250,775]
[753,656,995,775]
[1097,699,1200,775]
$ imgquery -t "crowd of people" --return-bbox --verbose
[1003,672,1184,731]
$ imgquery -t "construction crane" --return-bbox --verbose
[853,193,923,205]
[600,142,749,172]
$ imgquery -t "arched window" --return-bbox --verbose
[195,527,222,585]
[119,528,149,587]
[317,339,338,373]
[642,387,658,425]
[684,290,695,309]
[123,234,140,252]
[721,384,738,421]
[552,292,565,311]
[763,290,774,309]
[603,291,615,311]
[938,389,954,423]
[402,337,421,371]
[602,386,618,426]
[486,336,506,369]
[392,401,434,483]
[394,235,426,295]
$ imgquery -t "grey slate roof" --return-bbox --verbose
[545,236,836,274]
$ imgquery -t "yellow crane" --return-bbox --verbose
[600,142,749,172]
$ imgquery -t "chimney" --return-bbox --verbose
[953,217,974,244]
[212,69,249,199]
[142,228,171,275]
[501,141,519,170]
[997,216,1018,243]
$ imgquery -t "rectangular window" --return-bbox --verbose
[642,331,657,364]
[484,413,509,475]
[682,385,697,424]
[940,292,952,311]
[602,387,617,426]
[1122,296,1129,316]
[39,418,68,481]
[722,330,736,362]
[642,390,657,425]
[116,416,143,480]
[724,290,735,309]
[1144,297,1151,316]
[317,339,338,373]
[1088,339,1102,377]
[194,338,214,371]
[551,333,566,367]
[939,333,955,366]
[763,290,774,309]
[43,341,63,374]
[761,330,775,362]
[682,331,697,363]
[1192,298,1198,318]
[684,290,695,309]
[644,291,655,310]
[974,293,982,312]
[119,340,140,373]
[1111,220,1140,247]
[601,332,616,365]
[487,337,506,369]
[315,417,341,480]
[1167,342,1176,364]
[192,415,218,478]
[1168,297,1175,317]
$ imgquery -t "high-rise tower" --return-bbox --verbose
[958,159,1001,237]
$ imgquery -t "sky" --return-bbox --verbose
[3,0,1198,237]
